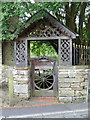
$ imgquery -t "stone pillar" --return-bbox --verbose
[0,42,2,81]
[58,66,89,103]
[13,68,30,98]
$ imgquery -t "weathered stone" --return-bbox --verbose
[72,87,83,91]
[58,78,84,83]
[14,84,29,94]
[73,96,86,102]
[81,82,87,87]
[59,88,74,97]
[59,97,72,102]
[80,89,86,95]
[75,91,81,97]
[71,83,80,88]
[18,93,30,98]
[14,80,29,84]
[58,72,69,78]
[59,88,72,90]
[14,77,29,81]
[68,71,76,78]
[59,82,70,88]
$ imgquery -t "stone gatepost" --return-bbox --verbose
[58,66,89,103]
[0,42,2,81]
[13,68,30,98]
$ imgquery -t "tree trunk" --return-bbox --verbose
[86,15,90,46]
[65,3,76,32]
[79,3,87,44]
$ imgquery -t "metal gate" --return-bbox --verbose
[30,56,58,97]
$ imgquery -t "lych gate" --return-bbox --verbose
[14,10,78,97]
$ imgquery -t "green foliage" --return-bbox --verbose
[1,2,67,41]
[30,41,58,60]
[1,2,90,47]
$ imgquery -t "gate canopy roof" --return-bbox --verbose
[15,10,78,40]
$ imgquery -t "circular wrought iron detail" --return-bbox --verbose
[34,69,54,90]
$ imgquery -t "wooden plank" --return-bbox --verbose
[19,36,70,41]
[70,39,72,65]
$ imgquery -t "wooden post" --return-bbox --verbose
[73,43,75,65]
[58,38,61,66]
[70,39,72,65]
[76,44,78,65]
[9,72,14,106]
[83,45,86,65]
[79,44,80,65]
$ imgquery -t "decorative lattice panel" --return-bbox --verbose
[61,40,70,62]
[15,40,27,67]
[28,20,62,37]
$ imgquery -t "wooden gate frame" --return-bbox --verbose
[14,36,72,67]
[30,56,58,96]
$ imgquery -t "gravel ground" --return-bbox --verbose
[0,85,59,107]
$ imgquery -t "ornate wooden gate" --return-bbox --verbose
[30,56,58,97]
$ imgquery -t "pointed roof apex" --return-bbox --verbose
[15,10,78,39]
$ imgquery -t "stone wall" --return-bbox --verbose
[13,68,31,98]
[2,41,14,66]
[2,65,14,83]
[58,66,89,103]
[2,65,31,99]
[2,63,90,102]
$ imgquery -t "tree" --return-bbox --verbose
[1,2,90,50]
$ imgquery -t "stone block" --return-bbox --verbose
[73,96,86,102]
[68,71,76,78]
[81,82,87,87]
[59,82,70,88]
[14,84,29,94]
[18,93,30,98]
[75,91,81,97]
[59,88,74,97]
[58,72,69,78]
[58,78,84,83]
[72,87,83,91]
[14,80,29,84]
[58,97,72,102]
[80,89,86,95]
[14,77,29,81]
[71,83,80,88]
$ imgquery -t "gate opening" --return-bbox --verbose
[29,40,58,97]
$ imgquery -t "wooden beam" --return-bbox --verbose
[19,36,70,41]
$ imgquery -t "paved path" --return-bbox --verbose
[0,103,89,119]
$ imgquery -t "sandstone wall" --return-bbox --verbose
[58,66,89,103]
[2,63,89,102]
[13,68,31,98]
[2,65,31,99]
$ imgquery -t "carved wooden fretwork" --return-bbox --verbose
[61,39,70,62]
[14,40,28,67]
[28,20,63,37]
